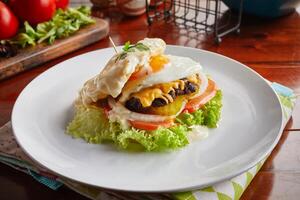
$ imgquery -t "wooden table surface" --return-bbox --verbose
[1,2,300,200]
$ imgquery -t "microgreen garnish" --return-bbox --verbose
[122,41,131,51]
[6,6,95,48]
[134,43,150,51]
[115,41,150,62]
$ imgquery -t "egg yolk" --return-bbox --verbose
[129,55,169,81]
[149,55,169,73]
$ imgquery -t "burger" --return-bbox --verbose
[67,38,222,151]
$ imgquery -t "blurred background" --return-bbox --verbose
[69,0,300,45]
[71,0,92,6]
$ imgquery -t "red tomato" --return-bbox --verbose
[9,0,56,25]
[102,105,111,118]
[0,1,19,39]
[56,0,69,10]
[184,79,217,113]
[129,120,173,131]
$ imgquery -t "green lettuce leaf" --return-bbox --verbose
[8,6,95,48]
[202,90,223,128]
[176,90,222,128]
[67,90,222,151]
[66,105,189,151]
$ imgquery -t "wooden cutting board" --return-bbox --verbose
[0,18,109,81]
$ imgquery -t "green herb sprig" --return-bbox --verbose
[115,41,150,62]
[9,6,95,48]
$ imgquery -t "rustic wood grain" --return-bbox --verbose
[242,171,300,200]
[0,18,109,81]
[0,2,300,199]
[242,134,300,200]
[260,130,300,172]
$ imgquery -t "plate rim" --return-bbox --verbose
[11,45,284,193]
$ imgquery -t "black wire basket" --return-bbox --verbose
[145,0,243,44]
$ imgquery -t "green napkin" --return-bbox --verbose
[0,82,297,200]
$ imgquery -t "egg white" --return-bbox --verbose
[78,38,166,105]
[119,55,206,102]
[78,38,208,106]
[142,55,203,88]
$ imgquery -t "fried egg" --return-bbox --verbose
[78,38,207,106]
[119,55,205,102]
[78,38,166,105]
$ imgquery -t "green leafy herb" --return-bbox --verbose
[134,43,150,51]
[8,6,95,48]
[115,41,150,62]
[122,41,131,51]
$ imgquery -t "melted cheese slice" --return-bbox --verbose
[119,55,203,102]
[131,74,200,107]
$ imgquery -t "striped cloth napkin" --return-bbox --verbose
[0,82,297,200]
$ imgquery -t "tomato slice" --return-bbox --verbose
[129,120,173,131]
[102,106,111,118]
[184,79,217,113]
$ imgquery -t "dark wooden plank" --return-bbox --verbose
[103,11,300,64]
[0,18,109,81]
[241,171,300,200]
[248,64,300,94]
[241,131,300,199]
[1,3,300,200]
[261,131,300,172]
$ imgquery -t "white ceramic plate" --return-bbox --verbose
[12,46,283,192]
